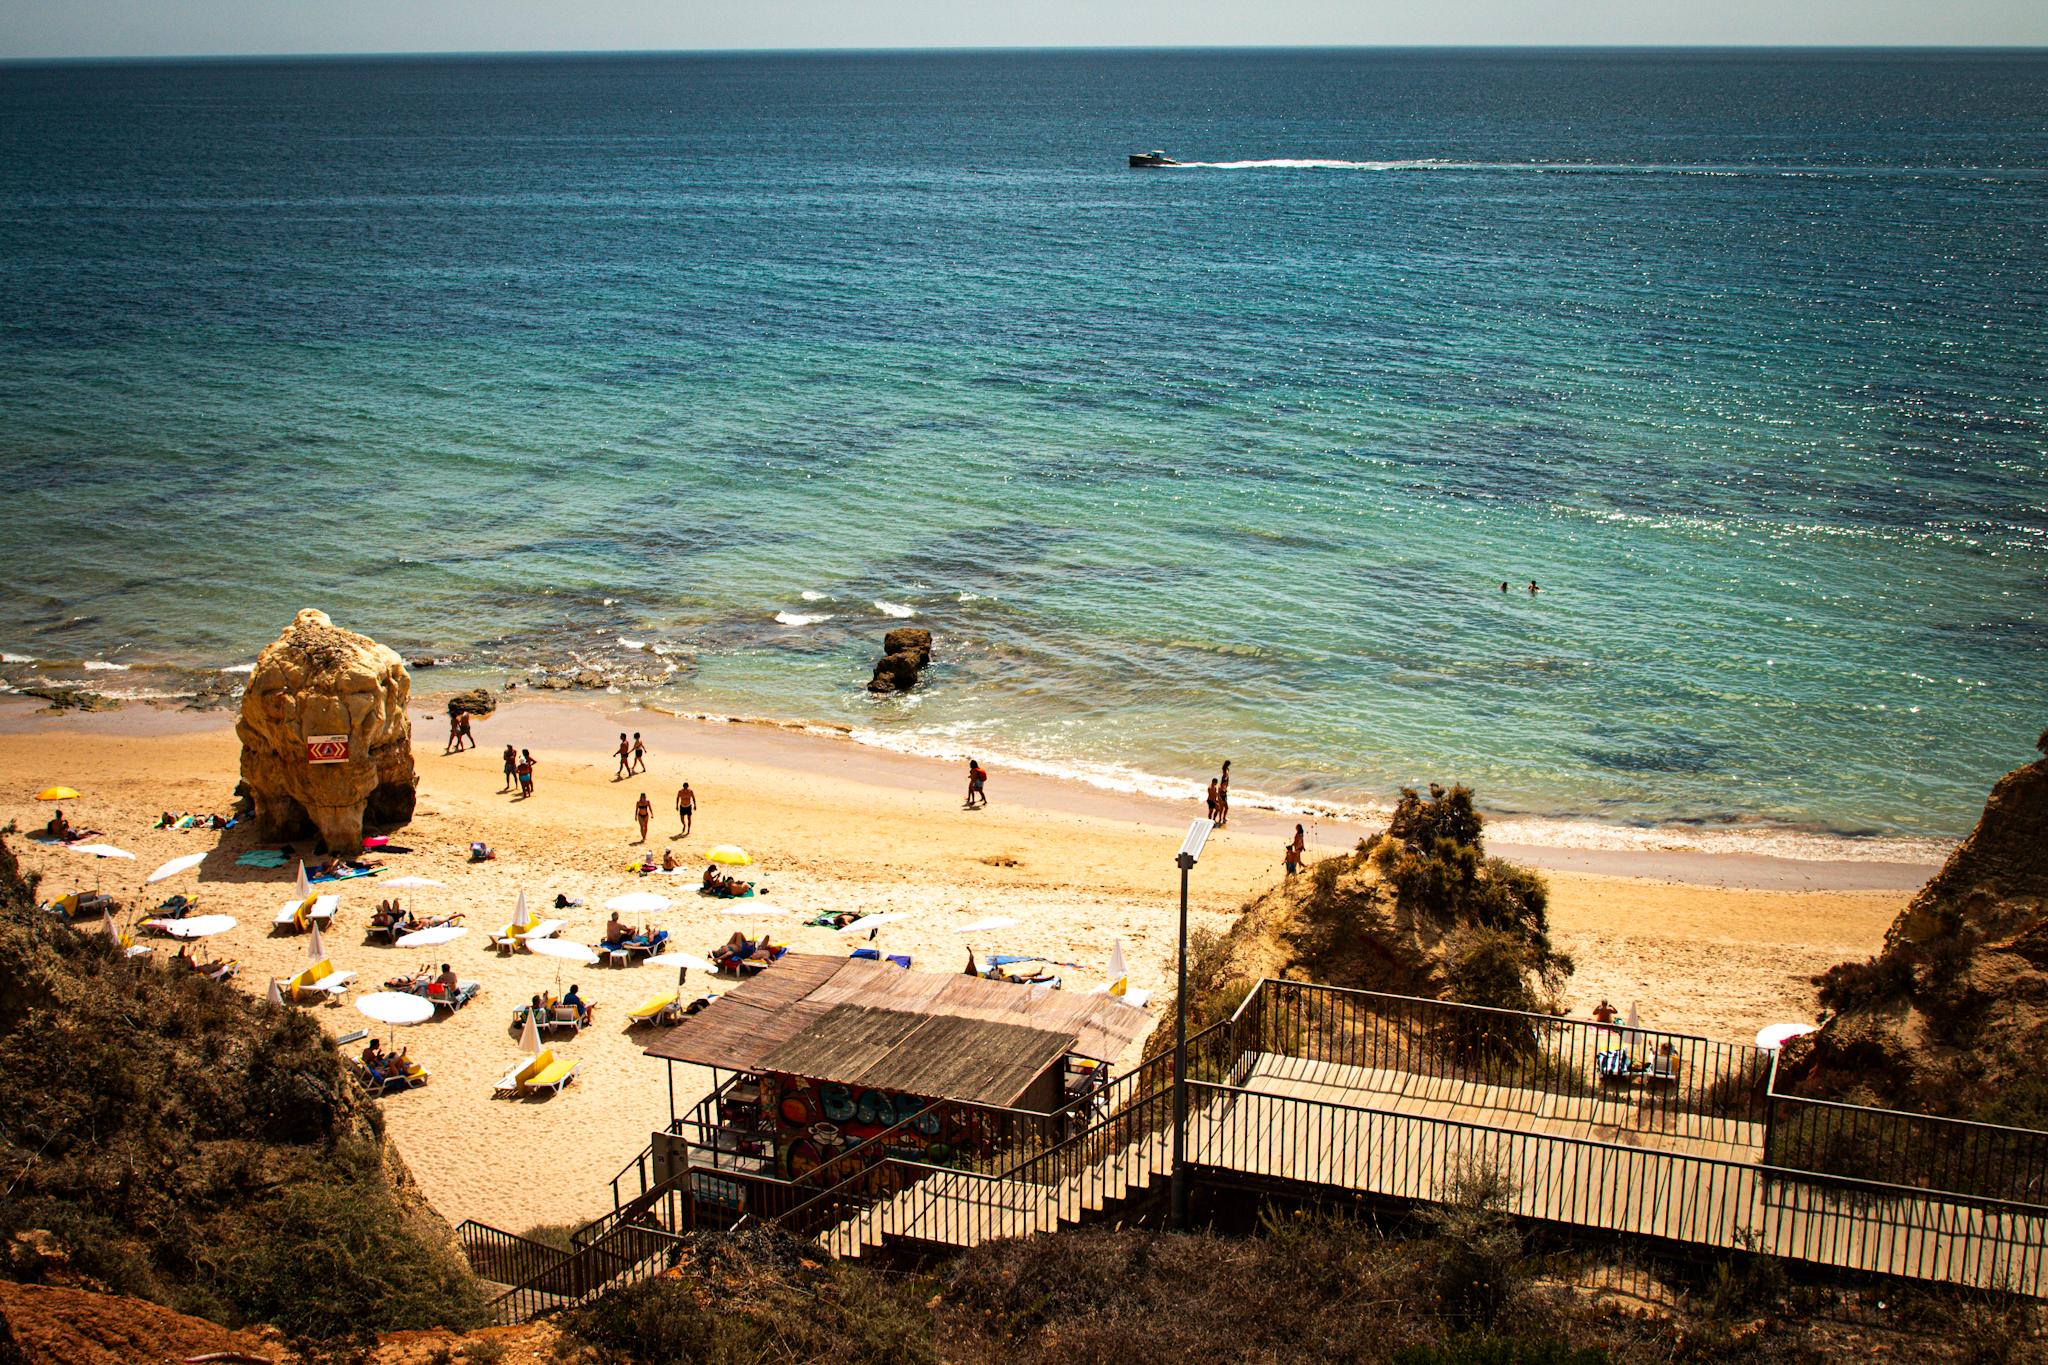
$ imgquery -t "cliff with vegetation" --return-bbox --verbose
[1785,733,2048,1123]
[0,835,486,1348]
[1158,784,1572,1045]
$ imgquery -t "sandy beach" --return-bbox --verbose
[0,694,1929,1233]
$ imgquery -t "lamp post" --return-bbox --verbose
[1170,816,1213,1231]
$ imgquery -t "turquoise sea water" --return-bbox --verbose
[1,50,2043,851]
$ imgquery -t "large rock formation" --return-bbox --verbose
[1783,735,2048,1119]
[867,626,934,694]
[236,610,416,853]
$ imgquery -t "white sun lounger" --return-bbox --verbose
[274,895,339,929]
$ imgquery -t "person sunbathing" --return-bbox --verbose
[702,867,754,898]
[602,913,631,949]
[713,931,756,969]
[370,901,413,934]
[660,849,678,872]
[639,851,658,873]
[46,811,76,840]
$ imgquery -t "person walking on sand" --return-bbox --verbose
[444,713,460,754]
[964,758,988,810]
[518,750,536,798]
[501,744,518,793]
[1283,839,1301,877]
[1284,823,1306,876]
[1215,760,1231,827]
[675,782,696,838]
[614,733,631,781]
[631,732,647,774]
[634,792,653,843]
[457,712,474,751]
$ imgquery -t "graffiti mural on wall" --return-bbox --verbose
[768,1073,1005,1188]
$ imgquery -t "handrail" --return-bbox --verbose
[1186,1079,2048,1220]
[1260,977,1735,1049]
[1769,1084,2048,1141]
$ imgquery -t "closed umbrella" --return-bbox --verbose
[1106,938,1128,982]
[396,925,468,949]
[294,862,311,897]
[605,891,671,914]
[267,978,285,1007]
[35,786,80,802]
[307,922,326,963]
[146,852,206,884]
[513,888,528,922]
[99,914,120,945]
[519,1011,542,1056]
[706,845,752,866]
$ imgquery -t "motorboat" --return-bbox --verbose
[1128,150,1180,168]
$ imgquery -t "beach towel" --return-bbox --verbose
[309,866,380,884]
[236,850,289,868]
[698,886,758,899]
[1597,1049,1633,1078]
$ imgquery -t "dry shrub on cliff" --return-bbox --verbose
[0,836,486,1341]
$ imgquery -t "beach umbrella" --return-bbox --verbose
[65,843,134,860]
[160,914,236,939]
[836,912,904,936]
[396,924,468,948]
[357,991,434,1027]
[267,978,285,1007]
[527,937,599,965]
[1106,938,1128,982]
[1756,1023,1817,1052]
[513,888,528,922]
[307,922,326,963]
[706,845,752,866]
[99,914,120,944]
[954,916,1018,934]
[146,852,207,884]
[294,862,311,897]
[519,1011,542,1056]
[35,786,80,802]
[645,951,718,974]
[356,990,434,1048]
[383,876,444,890]
[605,891,671,914]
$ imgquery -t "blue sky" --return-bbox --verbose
[1,0,2044,60]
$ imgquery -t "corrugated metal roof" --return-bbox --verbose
[643,954,1153,1099]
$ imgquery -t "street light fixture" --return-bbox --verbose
[1171,816,1212,1230]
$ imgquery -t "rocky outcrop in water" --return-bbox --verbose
[446,687,496,718]
[235,609,416,853]
[1784,733,2048,1119]
[867,626,934,694]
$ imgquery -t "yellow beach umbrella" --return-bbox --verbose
[706,844,752,866]
[35,786,80,802]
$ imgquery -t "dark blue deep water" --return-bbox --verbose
[1,49,2044,850]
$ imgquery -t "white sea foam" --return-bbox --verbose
[220,663,255,674]
[800,590,827,602]
[1,653,31,664]
[774,611,833,627]
[957,593,981,602]
[617,637,648,650]
[82,660,130,672]
[874,601,916,618]
[602,598,617,606]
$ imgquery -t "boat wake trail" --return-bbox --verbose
[1165,159,2047,179]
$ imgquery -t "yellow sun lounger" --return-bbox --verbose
[274,894,339,931]
[494,1048,580,1097]
[626,994,678,1026]
[284,958,357,1001]
[489,916,565,953]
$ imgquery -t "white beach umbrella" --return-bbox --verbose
[356,991,435,1027]
[146,852,206,884]
[161,914,236,939]
[527,937,599,965]
[513,888,528,921]
[954,916,1018,934]
[396,924,469,949]
[1756,1023,1817,1051]
[66,843,134,860]
[306,922,326,963]
[1106,938,1128,982]
[605,891,672,914]
[383,876,444,890]
[837,913,905,936]
[645,951,718,974]
[294,862,311,896]
[99,914,120,944]
[519,1011,542,1056]
[267,978,285,1007]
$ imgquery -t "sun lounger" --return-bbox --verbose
[496,1048,580,1097]
[284,958,356,1001]
[352,1057,429,1094]
[542,1004,588,1035]
[626,994,679,1027]
[274,894,339,931]
[490,916,565,953]
[425,979,480,1012]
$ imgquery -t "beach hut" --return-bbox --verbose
[641,954,1153,1200]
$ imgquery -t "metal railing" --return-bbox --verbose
[1766,1085,2048,1210]
[455,1221,573,1290]
[487,1215,693,1324]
